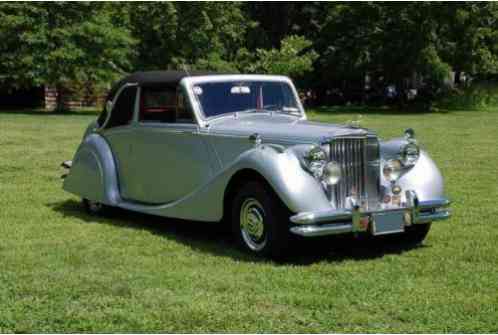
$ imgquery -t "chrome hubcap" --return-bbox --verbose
[240,198,267,251]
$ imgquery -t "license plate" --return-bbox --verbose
[371,211,405,236]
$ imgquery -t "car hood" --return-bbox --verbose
[206,113,375,143]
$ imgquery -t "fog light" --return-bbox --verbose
[392,185,402,195]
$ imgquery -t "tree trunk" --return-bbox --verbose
[454,70,462,86]
[54,84,67,113]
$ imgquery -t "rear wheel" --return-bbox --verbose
[231,181,291,259]
[82,198,107,215]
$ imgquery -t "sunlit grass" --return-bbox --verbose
[0,108,497,332]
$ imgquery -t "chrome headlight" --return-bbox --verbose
[401,142,420,166]
[383,159,403,182]
[303,146,342,186]
[304,146,327,178]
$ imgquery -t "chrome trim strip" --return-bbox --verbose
[416,210,451,224]
[181,75,307,128]
[290,223,353,237]
[418,198,451,209]
[290,210,353,225]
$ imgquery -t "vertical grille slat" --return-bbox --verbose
[329,136,380,209]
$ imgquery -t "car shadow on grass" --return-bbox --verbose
[49,199,426,265]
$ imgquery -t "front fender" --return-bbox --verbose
[228,145,332,214]
[63,133,120,205]
[379,138,445,202]
[397,150,445,201]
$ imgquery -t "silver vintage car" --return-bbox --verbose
[62,71,451,258]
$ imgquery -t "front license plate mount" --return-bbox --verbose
[371,211,405,236]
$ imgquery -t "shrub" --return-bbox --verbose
[435,81,498,110]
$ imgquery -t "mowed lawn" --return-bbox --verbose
[0,108,497,333]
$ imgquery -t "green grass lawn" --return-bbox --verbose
[1,108,497,332]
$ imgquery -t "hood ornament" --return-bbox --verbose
[346,114,363,129]
[249,133,262,146]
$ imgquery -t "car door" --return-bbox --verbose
[125,85,214,204]
[100,84,139,201]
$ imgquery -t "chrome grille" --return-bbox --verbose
[329,136,380,209]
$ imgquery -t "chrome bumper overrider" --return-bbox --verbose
[289,191,451,237]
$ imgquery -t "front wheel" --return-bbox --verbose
[231,181,291,259]
[375,223,431,247]
[401,223,431,245]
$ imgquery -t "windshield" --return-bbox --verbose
[192,81,300,118]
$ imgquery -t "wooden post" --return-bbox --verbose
[44,86,58,111]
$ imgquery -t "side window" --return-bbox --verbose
[139,87,176,123]
[104,86,137,129]
[139,86,195,124]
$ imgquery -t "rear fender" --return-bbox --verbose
[63,133,120,205]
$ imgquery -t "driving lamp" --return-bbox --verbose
[322,161,341,185]
[304,146,327,178]
[401,142,420,166]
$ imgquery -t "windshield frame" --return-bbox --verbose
[180,75,306,127]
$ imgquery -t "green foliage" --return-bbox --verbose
[1,2,497,106]
[435,81,498,110]
[128,2,251,71]
[248,35,318,77]
[127,2,178,70]
[315,2,498,102]
[419,45,452,90]
[0,3,136,89]
[194,52,240,73]
[439,3,498,76]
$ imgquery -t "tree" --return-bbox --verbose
[243,35,318,78]
[438,3,498,84]
[126,2,252,72]
[0,3,136,110]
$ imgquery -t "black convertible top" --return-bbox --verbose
[107,70,216,101]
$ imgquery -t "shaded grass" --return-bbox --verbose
[0,108,497,332]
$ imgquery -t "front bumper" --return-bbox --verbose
[289,191,451,237]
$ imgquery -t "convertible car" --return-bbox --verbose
[62,71,451,258]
